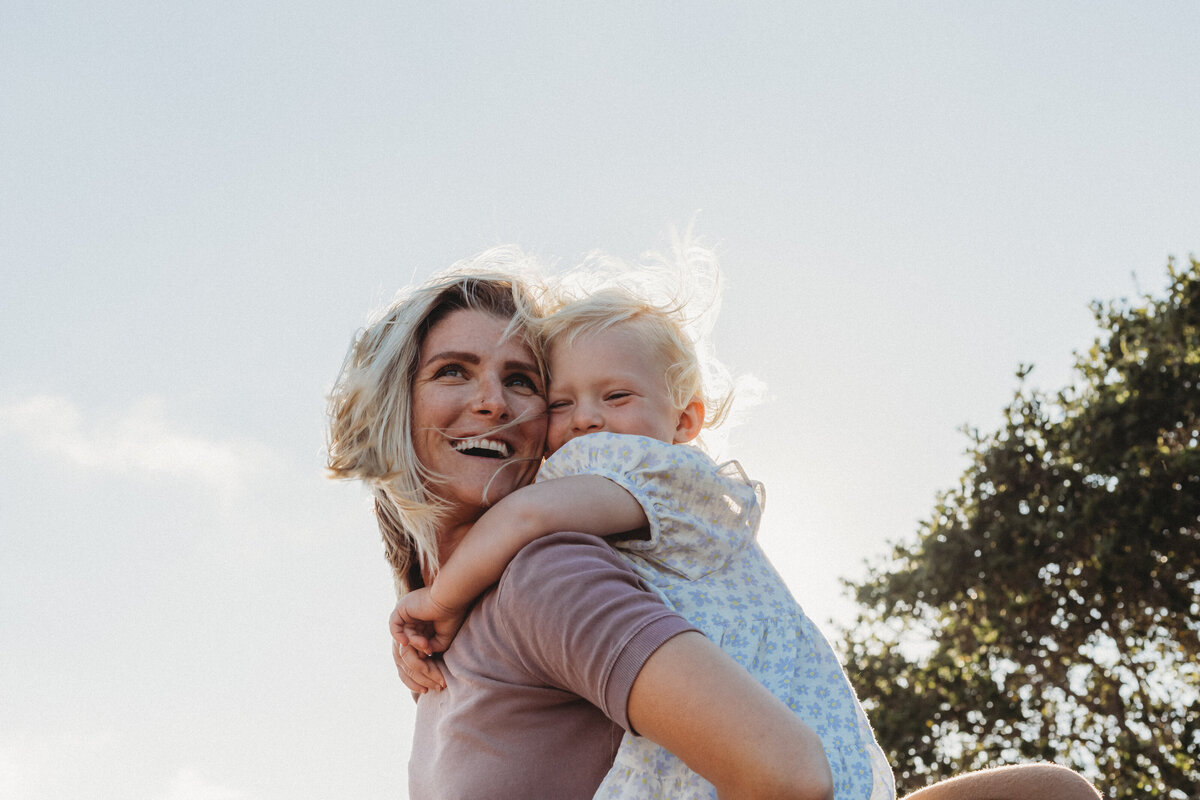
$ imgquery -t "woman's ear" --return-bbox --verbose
[672,398,705,444]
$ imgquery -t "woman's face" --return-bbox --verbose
[412,308,547,521]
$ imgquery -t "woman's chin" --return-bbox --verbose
[440,454,536,511]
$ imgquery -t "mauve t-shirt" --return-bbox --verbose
[408,531,697,800]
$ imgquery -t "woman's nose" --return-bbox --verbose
[473,375,509,418]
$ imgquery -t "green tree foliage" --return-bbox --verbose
[841,258,1200,799]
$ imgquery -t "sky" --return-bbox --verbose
[2,3,1198,798]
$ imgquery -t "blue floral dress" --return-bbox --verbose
[536,433,895,800]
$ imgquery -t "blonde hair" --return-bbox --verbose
[537,238,732,430]
[326,247,545,595]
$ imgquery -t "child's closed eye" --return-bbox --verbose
[548,399,572,412]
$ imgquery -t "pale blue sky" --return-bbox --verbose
[2,3,1198,798]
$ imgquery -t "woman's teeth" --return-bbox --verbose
[452,438,512,458]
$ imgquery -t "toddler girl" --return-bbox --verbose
[392,286,895,800]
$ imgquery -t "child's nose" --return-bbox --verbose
[572,403,603,432]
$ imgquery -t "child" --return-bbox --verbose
[392,287,895,800]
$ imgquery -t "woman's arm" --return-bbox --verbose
[628,631,834,800]
[391,474,647,653]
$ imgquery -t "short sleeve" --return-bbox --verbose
[537,433,763,580]
[493,531,697,732]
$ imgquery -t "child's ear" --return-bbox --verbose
[672,398,705,444]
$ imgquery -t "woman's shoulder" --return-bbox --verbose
[495,531,650,611]
[503,531,629,581]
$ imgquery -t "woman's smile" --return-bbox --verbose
[452,437,514,458]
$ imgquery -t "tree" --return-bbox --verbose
[841,258,1200,799]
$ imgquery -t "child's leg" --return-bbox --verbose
[900,763,1100,800]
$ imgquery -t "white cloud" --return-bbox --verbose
[0,394,278,497]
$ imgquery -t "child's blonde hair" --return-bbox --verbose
[537,236,733,431]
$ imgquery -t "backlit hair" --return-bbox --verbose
[536,236,732,430]
[326,247,545,594]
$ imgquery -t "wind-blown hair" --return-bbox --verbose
[326,248,546,595]
[538,237,732,431]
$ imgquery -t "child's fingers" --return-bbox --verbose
[393,609,417,647]
[391,626,411,647]
[388,603,419,637]
[405,631,433,655]
[389,609,433,654]
[390,623,430,653]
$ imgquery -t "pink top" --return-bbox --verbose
[407,531,698,800]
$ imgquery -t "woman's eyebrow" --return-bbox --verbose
[505,359,539,373]
[422,350,480,366]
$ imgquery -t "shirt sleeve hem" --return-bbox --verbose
[604,615,700,733]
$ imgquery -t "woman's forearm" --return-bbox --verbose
[429,475,648,611]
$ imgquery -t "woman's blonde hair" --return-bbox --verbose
[326,247,545,595]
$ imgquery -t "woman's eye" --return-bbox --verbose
[436,364,466,379]
[506,373,540,393]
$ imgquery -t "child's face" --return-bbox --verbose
[545,325,683,454]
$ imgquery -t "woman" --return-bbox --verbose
[327,247,1100,800]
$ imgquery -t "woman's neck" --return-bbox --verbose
[428,518,476,582]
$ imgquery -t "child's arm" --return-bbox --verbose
[392,474,647,654]
[435,474,647,609]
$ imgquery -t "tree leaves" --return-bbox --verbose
[841,258,1200,799]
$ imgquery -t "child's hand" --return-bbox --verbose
[389,589,468,657]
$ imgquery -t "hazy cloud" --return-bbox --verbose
[0,394,278,497]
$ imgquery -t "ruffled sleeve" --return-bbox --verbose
[536,432,763,581]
